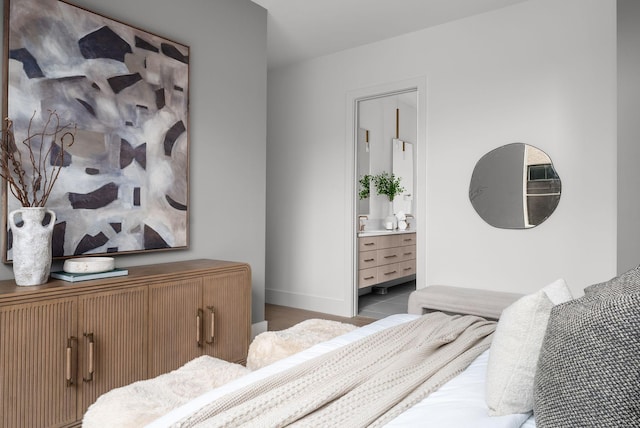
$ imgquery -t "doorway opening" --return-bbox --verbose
[354,89,418,319]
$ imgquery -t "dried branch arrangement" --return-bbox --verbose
[1,110,76,207]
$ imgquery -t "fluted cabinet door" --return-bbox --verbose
[0,298,77,428]
[76,287,148,418]
[147,267,251,374]
[202,268,251,363]
[148,278,202,378]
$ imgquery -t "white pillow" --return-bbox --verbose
[485,278,572,416]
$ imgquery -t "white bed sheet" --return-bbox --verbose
[146,314,535,428]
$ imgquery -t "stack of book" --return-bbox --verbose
[50,268,129,283]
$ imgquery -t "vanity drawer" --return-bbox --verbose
[399,245,416,262]
[377,234,396,249]
[377,247,402,265]
[358,267,378,288]
[395,233,416,247]
[359,236,379,252]
[377,232,416,248]
[399,260,416,277]
[378,263,401,282]
[358,250,378,269]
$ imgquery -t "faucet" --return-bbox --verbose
[405,214,414,229]
[358,215,368,232]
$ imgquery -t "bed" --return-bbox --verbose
[142,313,532,428]
[85,269,640,428]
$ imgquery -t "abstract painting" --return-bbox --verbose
[2,0,189,261]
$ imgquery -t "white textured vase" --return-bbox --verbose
[384,200,396,230]
[9,207,56,286]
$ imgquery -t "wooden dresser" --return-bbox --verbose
[0,259,251,428]
[358,232,416,288]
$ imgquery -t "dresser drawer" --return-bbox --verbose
[358,267,378,288]
[378,263,401,282]
[399,245,416,262]
[358,250,378,269]
[399,260,416,277]
[377,247,402,265]
[358,236,379,252]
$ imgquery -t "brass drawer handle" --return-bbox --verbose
[403,267,413,271]
[364,242,375,246]
[196,308,203,347]
[364,258,375,262]
[403,252,413,256]
[364,276,375,280]
[206,306,215,344]
[384,255,397,259]
[66,336,76,387]
[83,333,95,383]
[384,270,397,275]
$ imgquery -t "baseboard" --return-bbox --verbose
[265,288,352,317]
[251,320,268,340]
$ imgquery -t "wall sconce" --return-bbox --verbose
[365,129,370,152]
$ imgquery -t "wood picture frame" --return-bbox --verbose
[2,0,190,261]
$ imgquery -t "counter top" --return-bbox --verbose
[358,229,416,237]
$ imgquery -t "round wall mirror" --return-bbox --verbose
[469,143,561,229]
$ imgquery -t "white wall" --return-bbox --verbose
[618,0,640,274]
[266,0,617,316]
[0,0,268,323]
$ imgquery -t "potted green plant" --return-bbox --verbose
[374,172,404,229]
[360,172,405,230]
[372,171,405,201]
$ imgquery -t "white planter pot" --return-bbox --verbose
[9,207,56,286]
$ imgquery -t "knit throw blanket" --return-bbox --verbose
[176,312,496,428]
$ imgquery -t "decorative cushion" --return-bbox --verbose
[583,265,640,296]
[533,268,640,427]
[485,278,572,416]
[246,318,357,370]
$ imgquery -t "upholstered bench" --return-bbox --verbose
[408,285,523,320]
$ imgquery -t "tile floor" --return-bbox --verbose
[358,280,416,319]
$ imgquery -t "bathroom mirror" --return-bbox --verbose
[469,143,561,229]
[392,138,413,214]
[357,128,370,216]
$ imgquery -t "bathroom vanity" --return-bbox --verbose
[357,231,416,290]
